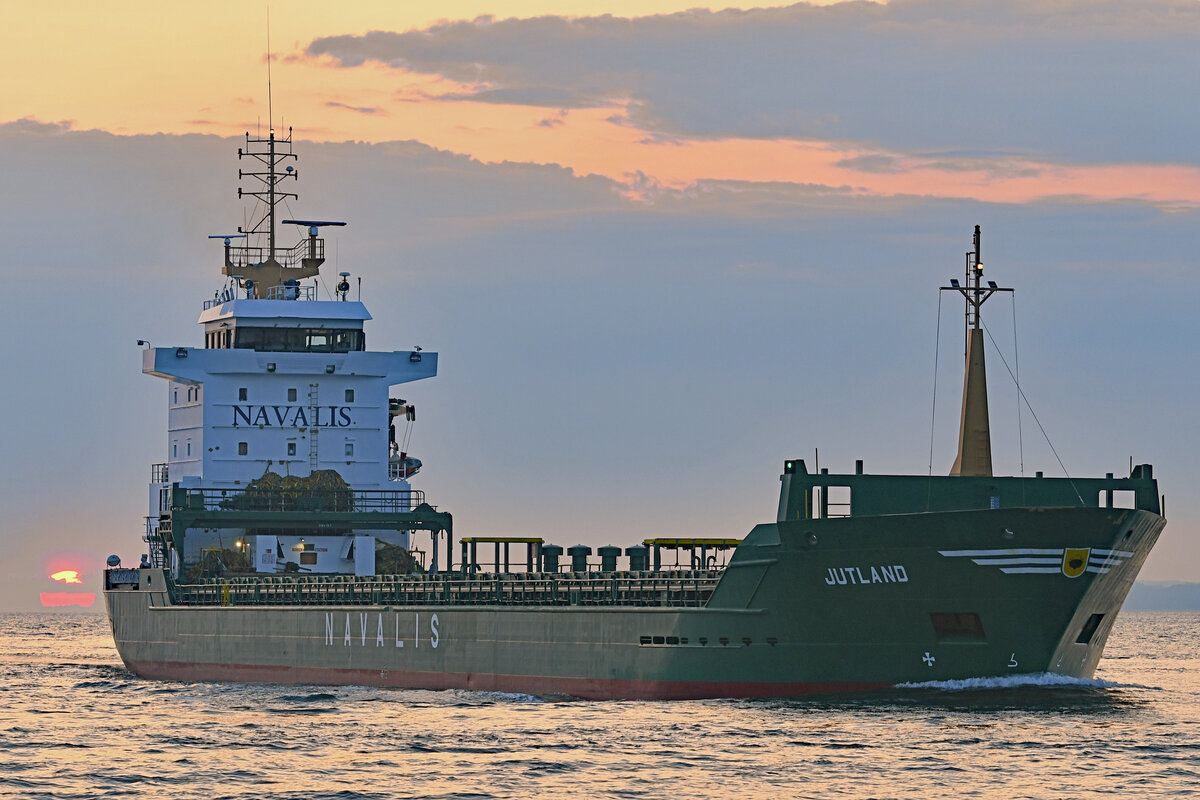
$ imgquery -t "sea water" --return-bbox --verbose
[1,612,1197,799]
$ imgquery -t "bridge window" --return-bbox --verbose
[232,327,365,353]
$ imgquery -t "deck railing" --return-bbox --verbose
[142,517,167,567]
[180,487,425,514]
[173,570,724,609]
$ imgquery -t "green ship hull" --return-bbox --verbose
[105,478,1164,699]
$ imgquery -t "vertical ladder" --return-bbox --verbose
[308,382,320,471]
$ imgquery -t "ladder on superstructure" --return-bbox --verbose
[308,383,320,471]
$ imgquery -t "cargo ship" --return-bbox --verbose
[104,130,1166,699]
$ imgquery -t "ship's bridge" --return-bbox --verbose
[197,298,370,352]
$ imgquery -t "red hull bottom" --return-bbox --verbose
[124,659,888,700]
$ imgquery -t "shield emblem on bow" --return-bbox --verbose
[1062,548,1090,578]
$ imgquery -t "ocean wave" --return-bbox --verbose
[278,692,339,702]
[446,689,545,704]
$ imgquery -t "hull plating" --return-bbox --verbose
[105,506,1164,699]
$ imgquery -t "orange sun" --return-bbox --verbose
[42,567,95,607]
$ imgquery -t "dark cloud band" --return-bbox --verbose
[307,0,1200,165]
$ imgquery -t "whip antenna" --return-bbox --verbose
[266,5,273,133]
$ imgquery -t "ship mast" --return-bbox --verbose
[214,128,342,298]
[234,127,298,287]
[944,226,1011,477]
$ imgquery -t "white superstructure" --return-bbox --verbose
[139,128,437,577]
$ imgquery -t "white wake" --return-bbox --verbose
[894,672,1124,691]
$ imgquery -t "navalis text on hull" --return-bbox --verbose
[104,135,1166,698]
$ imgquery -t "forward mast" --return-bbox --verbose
[945,225,1012,477]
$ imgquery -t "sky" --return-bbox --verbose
[2,0,1199,610]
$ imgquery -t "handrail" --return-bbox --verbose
[178,486,427,514]
[226,237,323,272]
[266,284,316,301]
[172,569,726,609]
[202,280,317,309]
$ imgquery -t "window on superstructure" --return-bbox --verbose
[186,442,191,457]
[288,388,297,402]
[173,389,178,404]
[232,327,364,353]
[287,442,296,457]
[332,330,364,352]
[238,442,248,456]
[238,387,247,402]
[234,328,264,350]
[345,389,354,403]
[345,442,354,458]
[172,442,177,458]
[306,330,331,351]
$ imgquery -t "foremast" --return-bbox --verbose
[945,226,1011,477]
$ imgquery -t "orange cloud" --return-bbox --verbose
[6,1,1200,209]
